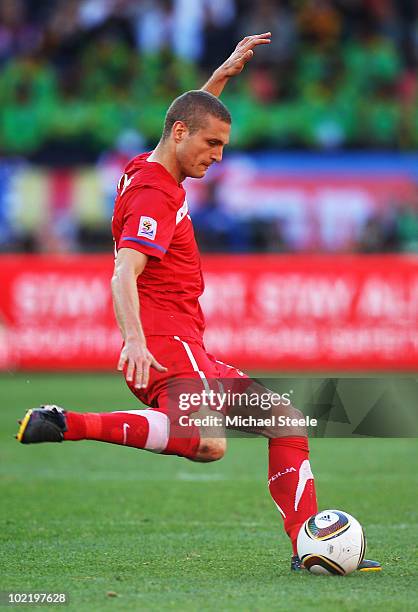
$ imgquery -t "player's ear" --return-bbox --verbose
[172,121,188,143]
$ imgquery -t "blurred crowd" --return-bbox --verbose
[0,0,417,255]
[192,180,418,255]
[0,0,417,158]
[1,154,417,255]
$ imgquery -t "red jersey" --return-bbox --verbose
[112,152,205,340]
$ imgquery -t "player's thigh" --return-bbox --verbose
[123,335,212,405]
[225,379,307,438]
[142,336,222,416]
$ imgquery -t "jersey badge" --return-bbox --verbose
[118,173,134,196]
[138,216,157,240]
[176,199,189,225]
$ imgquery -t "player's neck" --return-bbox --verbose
[147,142,184,185]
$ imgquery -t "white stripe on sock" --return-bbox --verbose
[294,459,314,511]
[274,501,287,518]
[142,410,170,452]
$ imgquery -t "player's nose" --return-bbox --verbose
[211,147,223,163]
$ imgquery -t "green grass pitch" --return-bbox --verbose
[1,373,417,611]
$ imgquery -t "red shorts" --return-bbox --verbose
[125,335,249,421]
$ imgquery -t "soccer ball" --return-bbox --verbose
[297,509,366,575]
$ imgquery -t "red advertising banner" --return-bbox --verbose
[0,255,119,371]
[1,255,418,371]
[201,255,418,371]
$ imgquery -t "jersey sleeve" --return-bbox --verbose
[118,187,175,260]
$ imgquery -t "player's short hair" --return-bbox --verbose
[161,90,231,140]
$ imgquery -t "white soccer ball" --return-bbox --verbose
[297,509,366,575]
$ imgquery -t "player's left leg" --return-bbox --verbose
[212,360,317,557]
[215,369,381,572]
[243,385,318,555]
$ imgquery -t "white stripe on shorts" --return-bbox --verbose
[173,335,210,393]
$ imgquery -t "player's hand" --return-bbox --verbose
[117,340,167,389]
[217,32,271,78]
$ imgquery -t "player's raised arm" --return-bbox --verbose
[111,248,167,388]
[201,32,271,98]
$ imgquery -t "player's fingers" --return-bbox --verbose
[236,35,250,48]
[142,362,150,389]
[125,359,135,383]
[252,37,271,47]
[244,38,271,52]
[234,42,265,64]
[117,353,127,371]
[232,48,253,68]
[250,32,271,40]
[151,356,168,372]
[135,358,149,388]
[243,32,271,45]
[134,360,144,388]
[240,32,271,47]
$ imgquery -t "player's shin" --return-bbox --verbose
[63,410,200,460]
[268,436,318,554]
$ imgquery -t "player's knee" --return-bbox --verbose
[286,405,305,423]
[194,437,226,462]
[271,402,304,421]
[268,404,307,437]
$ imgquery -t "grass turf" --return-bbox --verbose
[0,373,417,611]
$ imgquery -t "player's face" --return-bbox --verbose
[175,115,231,179]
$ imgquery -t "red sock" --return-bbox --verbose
[63,410,200,460]
[268,436,318,554]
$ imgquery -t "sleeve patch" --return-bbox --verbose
[138,216,157,240]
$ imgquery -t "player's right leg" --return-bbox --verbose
[17,406,67,444]
[193,436,226,462]
[16,336,227,463]
[16,403,226,463]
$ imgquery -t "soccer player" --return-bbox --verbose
[16,33,379,572]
